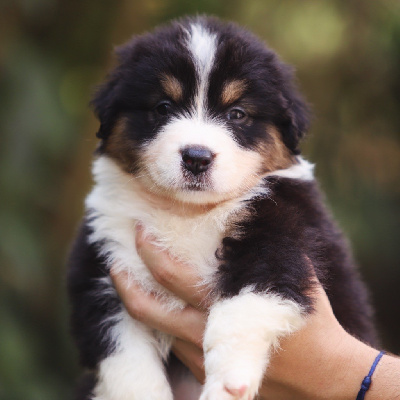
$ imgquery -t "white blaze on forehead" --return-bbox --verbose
[187,23,217,118]
[189,23,217,71]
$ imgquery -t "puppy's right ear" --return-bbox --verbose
[92,38,141,140]
[91,73,120,140]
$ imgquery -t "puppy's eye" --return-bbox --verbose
[227,108,246,121]
[156,101,173,116]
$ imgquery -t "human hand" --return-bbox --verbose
[111,229,384,400]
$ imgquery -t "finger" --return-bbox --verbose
[302,255,336,317]
[111,270,205,347]
[135,225,211,310]
[172,338,205,384]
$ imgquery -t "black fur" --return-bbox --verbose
[218,177,377,344]
[68,221,122,368]
[73,372,97,400]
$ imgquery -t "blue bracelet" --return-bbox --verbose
[356,350,385,400]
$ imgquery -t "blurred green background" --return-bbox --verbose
[1,0,399,398]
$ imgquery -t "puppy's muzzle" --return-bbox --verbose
[181,146,215,175]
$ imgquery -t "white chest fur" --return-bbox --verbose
[85,156,256,309]
[84,156,313,310]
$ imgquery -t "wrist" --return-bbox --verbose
[262,324,378,400]
[293,326,377,400]
[327,329,378,400]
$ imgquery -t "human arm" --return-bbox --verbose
[111,230,400,400]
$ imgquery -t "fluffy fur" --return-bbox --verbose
[68,16,377,400]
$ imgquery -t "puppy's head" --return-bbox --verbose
[92,16,309,205]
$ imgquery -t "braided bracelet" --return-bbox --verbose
[356,350,386,400]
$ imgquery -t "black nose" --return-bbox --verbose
[181,146,214,175]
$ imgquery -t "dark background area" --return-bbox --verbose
[1,0,399,398]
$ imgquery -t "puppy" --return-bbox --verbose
[68,16,377,400]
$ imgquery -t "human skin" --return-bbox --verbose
[110,228,400,400]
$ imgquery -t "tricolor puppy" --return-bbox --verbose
[68,16,377,400]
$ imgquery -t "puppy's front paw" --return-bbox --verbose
[200,371,259,400]
[201,293,305,400]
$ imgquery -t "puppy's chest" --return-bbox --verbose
[143,210,228,274]
[85,182,243,283]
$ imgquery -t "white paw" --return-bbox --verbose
[93,382,173,400]
[200,373,259,400]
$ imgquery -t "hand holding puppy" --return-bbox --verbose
[111,229,400,400]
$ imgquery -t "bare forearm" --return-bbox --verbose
[262,328,399,400]
[369,352,400,400]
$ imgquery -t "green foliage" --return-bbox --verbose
[1,0,399,397]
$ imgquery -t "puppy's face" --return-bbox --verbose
[93,17,309,205]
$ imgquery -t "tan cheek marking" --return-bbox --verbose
[258,126,296,173]
[221,80,247,105]
[160,74,183,102]
[103,117,136,173]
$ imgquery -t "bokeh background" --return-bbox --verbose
[1,0,399,398]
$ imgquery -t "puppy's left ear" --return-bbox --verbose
[277,65,311,155]
[91,73,120,140]
[279,88,310,155]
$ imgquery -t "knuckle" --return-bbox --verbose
[191,335,203,350]
[196,354,205,371]
[135,230,145,250]
[152,262,175,286]
[127,295,147,322]
[185,323,204,348]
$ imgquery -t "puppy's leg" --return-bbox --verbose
[92,311,173,400]
[200,289,305,400]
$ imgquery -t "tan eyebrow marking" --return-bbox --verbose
[221,80,247,105]
[160,74,183,102]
